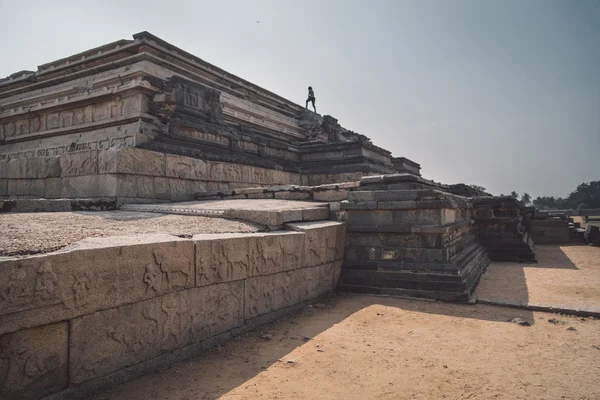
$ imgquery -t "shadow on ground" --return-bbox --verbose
[90,295,567,400]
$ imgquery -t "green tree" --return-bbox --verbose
[510,191,519,199]
[521,192,531,205]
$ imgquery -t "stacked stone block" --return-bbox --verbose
[528,219,571,244]
[0,222,345,400]
[338,187,490,301]
[471,196,537,262]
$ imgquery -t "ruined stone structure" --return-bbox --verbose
[0,222,346,399]
[0,31,548,400]
[0,32,418,203]
[471,196,536,263]
[338,174,490,301]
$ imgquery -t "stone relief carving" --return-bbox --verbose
[1,267,32,307]
[143,250,192,294]
[210,163,242,182]
[71,273,91,308]
[166,156,207,180]
[0,98,130,145]
[248,237,280,276]
[34,263,59,301]
[0,135,135,161]
[160,293,190,349]
[172,80,223,124]
[0,261,97,316]
[0,324,67,398]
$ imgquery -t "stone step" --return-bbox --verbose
[337,284,470,301]
[339,269,467,291]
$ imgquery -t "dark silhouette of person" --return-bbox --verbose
[306,86,316,112]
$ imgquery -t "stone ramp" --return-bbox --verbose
[121,199,330,229]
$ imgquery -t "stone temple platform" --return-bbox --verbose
[0,31,419,203]
[0,202,345,399]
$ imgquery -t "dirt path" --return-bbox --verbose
[93,295,600,400]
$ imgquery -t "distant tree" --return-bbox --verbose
[510,191,519,199]
[521,192,531,206]
[565,181,600,209]
[533,196,566,210]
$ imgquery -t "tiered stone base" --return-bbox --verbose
[338,187,490,301]
[472,197,537,263]
[528,219,571,245]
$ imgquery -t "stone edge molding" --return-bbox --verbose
[0,222,346,400]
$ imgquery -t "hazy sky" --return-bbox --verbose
[1,0,598,198]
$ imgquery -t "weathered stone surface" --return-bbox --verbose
[99,148,165,177]
[286,221,346,267]
[244,263,335,318]
[59,151,98,177]
[0,178,7,196]
[166,155,208,180]
[169,178,207,201]
[0,322,68,399]
[0,235,194,335]
[27,157,62,179]
[209,163,243,183]
[118,148,165,176]
[69,281,244,384]
[61,175,118,198]
[195,235,249,286]
[313,189,349,202]
[274,191,311,200]
[248,232,304,277]
[44,177,62,198]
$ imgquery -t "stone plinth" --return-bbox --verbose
[391,157,421,176]
[356,173,449,192]
[471,196,536,263]
[0,221,346,399]
[338,188,490,301]
[0,32,412,202]
[528,219,571,244]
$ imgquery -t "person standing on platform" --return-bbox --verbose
[306,86,316,112]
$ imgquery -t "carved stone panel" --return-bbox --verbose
[59,150,98,177]
[247,232,304,277]
[287,221,346,267]
[303,263,335,300]
[0,237,194,335]
[115,148,165,177]
[0,322,68,399]
[69,282,243,384]
[244,270,307,319]
[209,163,243,183]
[165,155,207,180]
[196,236,249,287]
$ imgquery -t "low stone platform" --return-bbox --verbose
[528,219,571,244]
[0,220,346,399]
[121,199,330,229]
[0,211,261,257]
[338,189,490,301]
[471,196,536,263]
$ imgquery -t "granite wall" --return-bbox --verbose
[0,221,346,400]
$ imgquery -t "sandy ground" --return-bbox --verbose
[92,295,600,400]
[0,211,261,256]
[476,245,600,313]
